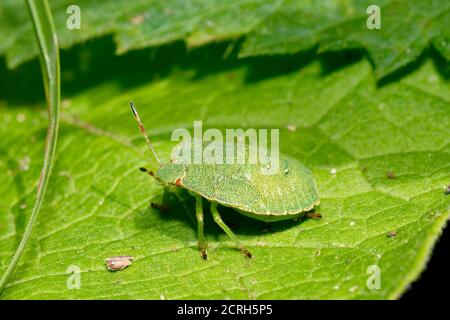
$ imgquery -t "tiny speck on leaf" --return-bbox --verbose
[106,255,134,271]
[387,171,396,179]
[444,185,450,195]
[387,230,397,238]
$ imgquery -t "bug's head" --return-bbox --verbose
[153,163,185,187]
[138,164,184,188]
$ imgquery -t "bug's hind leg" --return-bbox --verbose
[305,211,322,219]
[150,187,170,212]
[210,203,252,258]
[195,196,208,260]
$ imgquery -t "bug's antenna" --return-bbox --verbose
[130,101,161,165]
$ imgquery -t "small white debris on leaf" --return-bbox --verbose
[428,75,438,83]
[105,255,134,271]
[330,168,337,175]
[19,156,30,171]
[16,113,26,122]
[131,14,144,25]
[349,285,358,293]
[286,124,297,132]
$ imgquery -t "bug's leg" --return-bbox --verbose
[195,195,208,260]
[162,187,170,209]
[140,166,168,210]
[210,202,252,258]
[305,211,322,219]
[151,187,170,212]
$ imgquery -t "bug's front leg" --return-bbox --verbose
[150,187,170,212]
[210,203,252,258]
[195,195,208,260]
[139,167,169,211]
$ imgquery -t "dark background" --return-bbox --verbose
[402,223,449,299]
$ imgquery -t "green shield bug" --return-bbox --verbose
[130,102,320,259]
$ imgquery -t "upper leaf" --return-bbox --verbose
[240,0,450,79]
[0,0,448,78]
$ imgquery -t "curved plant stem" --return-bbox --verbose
[0,0,60,294]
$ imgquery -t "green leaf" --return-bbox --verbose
[1,0,448,79]
[239,0,379,56]
[0,0,281,68]
[0,0,60,293]
[317,0,450,78]
[0,43,448,298]
[240,0,450,79]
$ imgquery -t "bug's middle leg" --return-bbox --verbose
[195,195,208,260]
[210,202,252,258]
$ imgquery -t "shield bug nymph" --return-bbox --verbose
[130,102,320,259]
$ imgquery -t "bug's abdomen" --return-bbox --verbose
[181,156,319,216]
